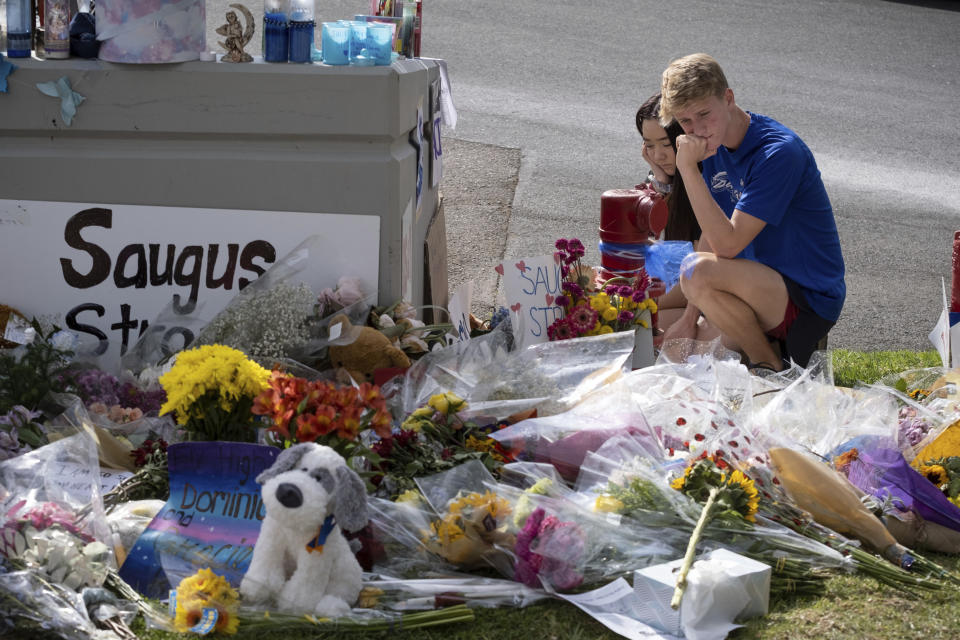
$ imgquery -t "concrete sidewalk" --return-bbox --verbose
[441,137,520,321]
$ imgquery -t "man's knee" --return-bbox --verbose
[678,252,717,301]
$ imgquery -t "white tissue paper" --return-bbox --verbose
[96,0,206,63]
[633,548,771,639]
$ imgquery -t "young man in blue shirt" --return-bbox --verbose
[658,53,845,370]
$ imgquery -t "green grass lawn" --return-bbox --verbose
[127,349,955,640]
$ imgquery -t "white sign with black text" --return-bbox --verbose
[0,199,380,372]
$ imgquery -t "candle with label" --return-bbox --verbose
[263,0,289,62]
[43,0,70,58]
[6,0,32,57]
[287,0,314,63]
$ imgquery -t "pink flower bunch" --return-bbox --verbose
[547,237,654,342]
[514,507,584,591]
[89,403,144,424]
[317,276,366,317]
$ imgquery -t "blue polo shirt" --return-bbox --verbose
[701,112,846,323]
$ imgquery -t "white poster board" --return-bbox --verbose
[930,277,951,368]
[500,255,565,350]
[0,199,380,371]
[446,280,473,344]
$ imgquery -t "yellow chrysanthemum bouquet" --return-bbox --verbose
[159,344,271,442]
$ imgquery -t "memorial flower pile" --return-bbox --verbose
[369,392,516,499]
[11,252,960,639]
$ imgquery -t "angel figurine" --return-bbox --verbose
[216,3,255,62]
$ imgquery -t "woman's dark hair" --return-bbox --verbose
[636,93,701,244]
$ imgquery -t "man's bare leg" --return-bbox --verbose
[678,253,788,370]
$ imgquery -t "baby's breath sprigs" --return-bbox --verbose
[193,282,316,362]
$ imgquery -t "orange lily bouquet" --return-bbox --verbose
[252,370,392,456]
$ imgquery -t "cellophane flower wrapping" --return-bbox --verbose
[0,430,115,593]
[489,379,662,483]
[413,460,516,574]
[394,325,634,419]
[0,566,102,640]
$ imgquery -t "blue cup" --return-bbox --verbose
[321,21,350,65]
[367,23,393,66]
[348,21,368,64]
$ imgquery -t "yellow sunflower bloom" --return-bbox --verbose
[173,568,239,635]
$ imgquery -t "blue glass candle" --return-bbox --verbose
[263,0,289,63]
[287,0,313,63]
[6,0,32,57]
[288,21,314,63]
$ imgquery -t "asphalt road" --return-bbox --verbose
[207,0,960,352]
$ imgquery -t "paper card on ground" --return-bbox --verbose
[118,442,279,598]
[930,277,951,368]
[950,313,960,371]
[500,255,564,350]
[946,276,960,370]
[551,577,681,640]
[446,281,473,344]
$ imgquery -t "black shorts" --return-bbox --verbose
[774,276,835,368]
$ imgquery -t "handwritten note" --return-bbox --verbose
[500,254,565,350]
[54,461,135,495]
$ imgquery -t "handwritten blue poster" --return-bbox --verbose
[118,442,279,598]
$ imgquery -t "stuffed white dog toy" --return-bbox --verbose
[239,443,369,617]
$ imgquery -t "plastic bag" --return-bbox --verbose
[749,375,898,458]
[0,569,100,640]
[641,240,695,294]
[0,431,116,592]
[414,461,516,574]
[489,392,661,483]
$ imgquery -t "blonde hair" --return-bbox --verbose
[659,54,728,126]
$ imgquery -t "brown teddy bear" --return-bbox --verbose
[327,314,411,385]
